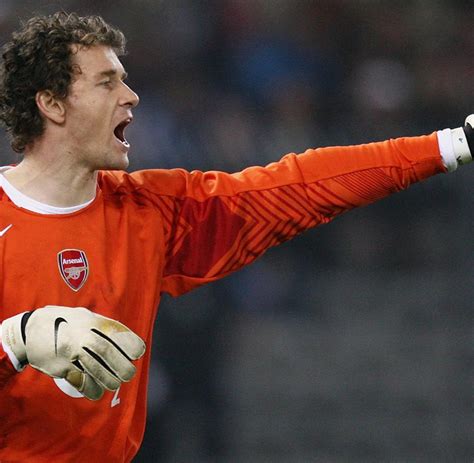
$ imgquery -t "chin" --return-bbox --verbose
[100,150,130,171]
[114,155,130,170]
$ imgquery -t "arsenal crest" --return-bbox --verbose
[57,249,89,291]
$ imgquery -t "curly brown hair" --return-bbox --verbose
[0,11,126,153]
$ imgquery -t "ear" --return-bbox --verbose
[35,90,66,124]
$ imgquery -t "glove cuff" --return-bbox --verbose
[448,115,474,168]
[450,126,472,167]
[463,116,474,155]
[1,312,30,371]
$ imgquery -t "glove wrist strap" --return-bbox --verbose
[450,127,472,166]
[463,122,474,155]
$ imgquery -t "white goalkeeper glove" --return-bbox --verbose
[1,306,146,400]
[450,114,474,166]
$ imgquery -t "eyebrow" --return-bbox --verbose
[96,69,128,80]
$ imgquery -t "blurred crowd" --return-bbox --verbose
[0,1,472,462]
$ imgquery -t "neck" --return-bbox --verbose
[4,143,98,207]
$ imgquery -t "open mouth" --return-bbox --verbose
[114,118,132,148]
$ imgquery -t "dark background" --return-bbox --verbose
[0,1,472,462]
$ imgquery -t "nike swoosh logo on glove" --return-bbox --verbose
[54,317,68,355]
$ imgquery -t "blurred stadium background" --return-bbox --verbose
[1,1,472,461]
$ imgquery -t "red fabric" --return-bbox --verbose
[164,196,246,277]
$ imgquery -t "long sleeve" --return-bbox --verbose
[114,133,445,296]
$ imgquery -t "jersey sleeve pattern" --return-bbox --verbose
[124,133,444,296]
[157,179,344,294]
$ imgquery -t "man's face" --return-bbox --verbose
[63,45,139,171]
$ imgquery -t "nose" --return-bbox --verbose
[120,81,140,108]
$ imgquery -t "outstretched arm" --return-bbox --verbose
[121,116,472,296]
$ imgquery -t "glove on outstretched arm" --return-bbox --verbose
[1,306,146,400]
[451,114,474,166]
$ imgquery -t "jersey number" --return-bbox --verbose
[111,387,121,407]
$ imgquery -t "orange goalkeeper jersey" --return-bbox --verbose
[0,134,445,462]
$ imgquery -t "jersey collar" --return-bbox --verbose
[0,166,95,215]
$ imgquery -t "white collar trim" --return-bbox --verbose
[0,166,95,215]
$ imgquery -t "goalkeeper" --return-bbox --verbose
[0,11,472,463]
